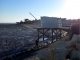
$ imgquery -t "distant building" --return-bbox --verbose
[69,19,80,25]
[61,19,72,27]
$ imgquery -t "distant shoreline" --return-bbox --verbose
[0,23,17,24]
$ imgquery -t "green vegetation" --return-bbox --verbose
[16,19,40,24]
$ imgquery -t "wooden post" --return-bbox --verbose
[35,29,40,49]
[38,29,39,42]
[37,29,39,48]
[43,29,44,41]
[60,29,61,39]
[52,29,53,43]
[55,30,57,40]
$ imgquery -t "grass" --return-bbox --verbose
[60,35,70,41]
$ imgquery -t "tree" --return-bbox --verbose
[20,20,23,24]
[24,19,29,22]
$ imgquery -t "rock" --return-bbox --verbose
[69,41,78,46]
[69,34,78,46]
[37,48,67,60]
[70,50,80,60]
[37,49,55,60]
[71,34,78,41]
[53,41,68,48]
[54,48,67,60]
[49,41,69,60]
[76,43,80,50]
[77,35,80,43]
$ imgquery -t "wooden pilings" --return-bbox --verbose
[35,28,69,49]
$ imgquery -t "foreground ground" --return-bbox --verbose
[1,24,79,60]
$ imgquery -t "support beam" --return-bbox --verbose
[38,29,39,42]
[38,29,50,37]
[52,29,53,43]
[55,30,58,40]
[60,29,61,39]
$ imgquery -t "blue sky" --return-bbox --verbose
[0,0,65,23]
[1,0,80,23]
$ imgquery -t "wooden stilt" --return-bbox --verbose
[52,29,53,43]
[60,29,61,39]
[43,29,44,41]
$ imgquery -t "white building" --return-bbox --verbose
[41,16,62,28]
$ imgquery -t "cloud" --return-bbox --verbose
[56,0,80,19]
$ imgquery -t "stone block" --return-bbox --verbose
[70,50,80,60]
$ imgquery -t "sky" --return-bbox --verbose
[0,0,80,23]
